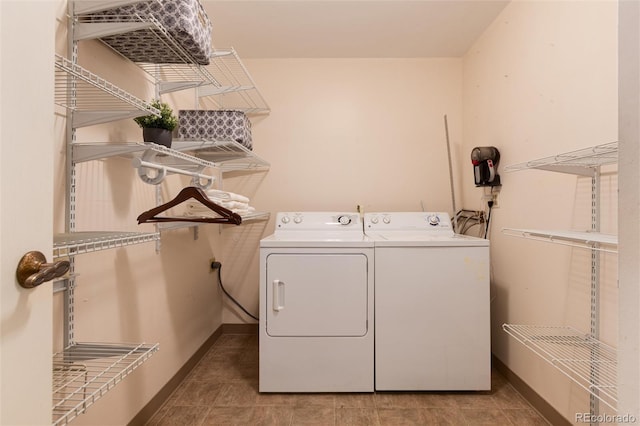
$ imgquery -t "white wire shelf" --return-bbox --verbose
[503,324,617,411]
[158,211,270,231]
[73,7,269,114]
[171,139,270,172]
[504,141,618,176]
[53,231,160,259]
[72,142,218,186]
[74,10,206,66]
[54,54,159,128]
[197,49,270,114]
[502,228,618,253]
[52,341,158,426]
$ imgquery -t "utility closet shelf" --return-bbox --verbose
[53,231,159,259]
[52,342,159,426]
[54,54,159,128]
[196,48,270,114]
[72,142,217,185]
[502,324,617,411]
[504,141,618,176]
[73,5,269,114]
[157,212,270,232]
[172,139,270,172]
[501,228,618,253]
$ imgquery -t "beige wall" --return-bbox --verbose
[462,0,618,422]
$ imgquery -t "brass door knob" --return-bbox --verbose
[16,251,70,288]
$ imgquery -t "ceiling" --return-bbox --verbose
[202,1,510,58]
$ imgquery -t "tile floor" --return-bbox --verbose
[147,334,550,425]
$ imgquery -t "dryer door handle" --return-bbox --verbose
[272,280,285,311]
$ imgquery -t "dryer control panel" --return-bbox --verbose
[364,212,453,233]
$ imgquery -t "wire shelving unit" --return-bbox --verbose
[502,141,619,416]
[53,1,271,422]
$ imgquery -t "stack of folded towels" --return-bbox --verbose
[185,189,255,217]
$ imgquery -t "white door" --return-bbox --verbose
[266,253,369,336]
[0,2,56,424]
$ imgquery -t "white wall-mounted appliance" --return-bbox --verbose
[365,212,490,391]
[259,212,374,392]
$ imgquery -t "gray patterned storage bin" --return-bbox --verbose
[178,110,253,150]
[86,0,212,65]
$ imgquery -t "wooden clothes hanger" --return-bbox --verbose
[137,186,243,225]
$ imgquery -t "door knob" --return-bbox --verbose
[16,251,70,288]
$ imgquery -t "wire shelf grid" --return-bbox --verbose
[197,49,270,114]
[501,228,618,253]
[76,12,204,66]
[53,231,160,259]
[75,10,268,113]
[171,139,270,172]
[52,342,158,426]
[54,54,159,125]
[158,211,270,232]
[505,142,618,173]
[503,324,617,410]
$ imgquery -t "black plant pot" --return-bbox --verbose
[142,128,172,148]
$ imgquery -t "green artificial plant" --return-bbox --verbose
[134,99,178,131]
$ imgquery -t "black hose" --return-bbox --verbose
[214,263,259,321]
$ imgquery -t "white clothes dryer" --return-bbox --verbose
[364,212,490,391]
[259,212,374,392]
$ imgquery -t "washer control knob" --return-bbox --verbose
[383,216,391,224]
[294,216,303,224]
[337,215,352,225]
[370,216,379,224]
[427,215,440,226]
[281,216,290,224]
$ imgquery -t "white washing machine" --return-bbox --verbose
[364,212,490,391]
[259,212,374,392]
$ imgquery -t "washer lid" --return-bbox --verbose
[366,232,489,247]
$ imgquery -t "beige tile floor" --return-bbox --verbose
[147,334,550,425]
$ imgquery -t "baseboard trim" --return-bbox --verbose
[492,355,571,426]
[221,322,258,334]
[128,326,224,426]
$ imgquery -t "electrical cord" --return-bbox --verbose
[212,262,259,321]
[484,200,494,239]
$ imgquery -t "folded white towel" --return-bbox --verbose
[186,200,248,212]
[185,201,255,216]
[184,209,223,218]
[205,189,250,204]
[231,206,256,215]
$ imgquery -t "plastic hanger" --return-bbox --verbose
[137,186,242,225]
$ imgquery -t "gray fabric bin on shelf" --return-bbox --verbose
[86,0,212,65]
[178,110,253,150]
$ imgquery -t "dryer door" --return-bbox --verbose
[265,253,369,337]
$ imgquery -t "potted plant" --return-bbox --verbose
[134,99,178,148]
